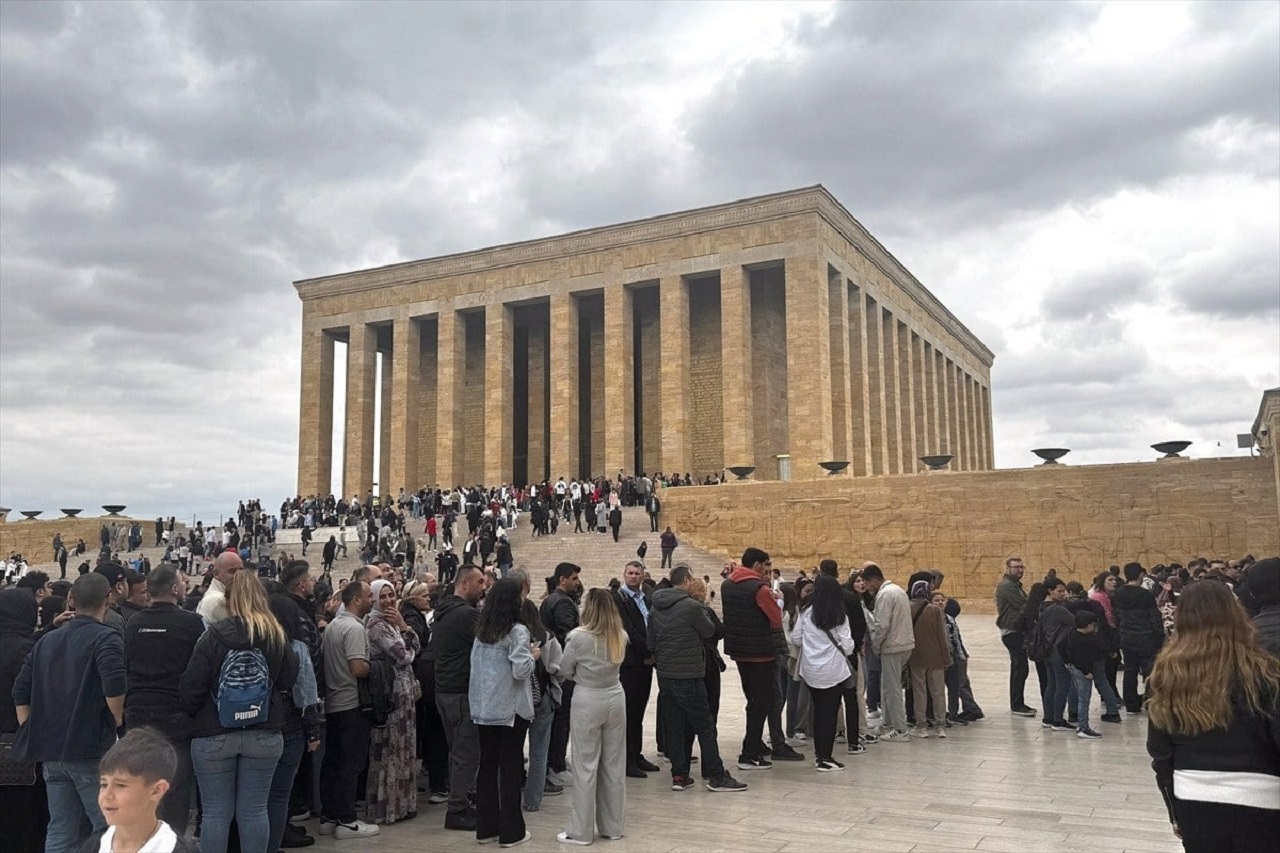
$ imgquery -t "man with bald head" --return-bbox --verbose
[197,551,241,625]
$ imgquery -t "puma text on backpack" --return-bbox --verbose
[215,648,272,728]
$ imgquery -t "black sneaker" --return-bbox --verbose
[1100,713,1122,724]
[1051,721,1076,732]
[1067,715,1079,725]
[1011,706,1037,717]
[945,713,969,726]
[444,808,476,831]
[959,710,985,722]
[671,775,695,791]
[770,745,804,762]
[814,758,846,772]
[636,756,660,773]
[706,773,748,792]
[736,755,773,770]
[543,781,564,796]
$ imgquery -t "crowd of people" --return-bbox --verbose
[1,480,1277,853]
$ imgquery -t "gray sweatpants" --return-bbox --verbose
[436,691,479,816]
[879,650,911,733]
[566,684,627,841]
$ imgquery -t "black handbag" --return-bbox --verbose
[0,731,38,787]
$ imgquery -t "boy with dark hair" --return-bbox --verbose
[1059,611,1114,740]
[85,727,199,852]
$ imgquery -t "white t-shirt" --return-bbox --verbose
[98,821,179,852]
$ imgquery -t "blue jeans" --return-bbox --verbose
[1044,652,1075,724]
[44,760,104,853]
[267,728,307,853]
[192,729,284,853]
[522,692,556,809]
[1068,667,1094,730]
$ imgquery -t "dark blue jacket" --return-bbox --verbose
[11,614,126,762]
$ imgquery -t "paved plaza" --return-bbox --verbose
[300,616,1178,853]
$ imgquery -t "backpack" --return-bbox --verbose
[359,656,397,728]
[1025,614,1053,663]
[215,648,272,728]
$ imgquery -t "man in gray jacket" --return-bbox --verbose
[863,564,915,741]
[648,565,746,793]
[994,554,1037,717]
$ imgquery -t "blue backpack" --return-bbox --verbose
[215,648,272,728]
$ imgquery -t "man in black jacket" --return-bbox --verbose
[649,565,746,793]
[123,564,204,833]
[433,565,485,831]
[1112,563,1165,712]
[541,562,581,781]
[615,561,659,777]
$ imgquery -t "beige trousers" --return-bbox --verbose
[910,665,947,725]
[566,684,627,841]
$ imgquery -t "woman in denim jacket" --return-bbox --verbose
[469,578,538,848]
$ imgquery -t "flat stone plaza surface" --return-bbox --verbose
[301,617,1179,853]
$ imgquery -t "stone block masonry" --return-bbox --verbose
[660,456,1280,605]
[294,185,995,495]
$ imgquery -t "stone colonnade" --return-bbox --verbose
[295,187,994,498]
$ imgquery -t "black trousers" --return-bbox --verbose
[1122,645,1156,712]
[659,676,725,780]
[547,680,575,773]
[1001,631,1030,710]
[158,737,193,833]
[476,719,529,845]
[610,524,620,542]
[808,684,843,762]
[619,665,653,765]
[320,709,372,824]
[1174,798,1280,853]
[736,660,784,759]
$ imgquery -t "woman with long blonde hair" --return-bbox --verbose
[557,588,627,845]
[1146,579,1280,852]
[180,570,298,853]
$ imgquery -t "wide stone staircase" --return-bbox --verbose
[493,506,734,594]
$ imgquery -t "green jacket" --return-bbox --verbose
[994,575,1027,632]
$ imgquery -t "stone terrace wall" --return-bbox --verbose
[0,516,150,564]
[661,456,1279,604]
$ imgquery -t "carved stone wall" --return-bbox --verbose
[661,456,1280,605]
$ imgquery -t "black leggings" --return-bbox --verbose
[1174,798,1280,853]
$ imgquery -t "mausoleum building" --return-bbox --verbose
[294,186,994,496]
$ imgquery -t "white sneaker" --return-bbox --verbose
[334,819,380,839]
[500,832,532,848]
[557,831,592,846]
[318,819,337,836]
[785,737,807,748]
[882,729,912,742]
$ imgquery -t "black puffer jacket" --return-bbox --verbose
[1112,585,1165,653]
[432,594,477,694]
[647,588,713,679]
[1254,606,1280,657]
[179,617,298,739]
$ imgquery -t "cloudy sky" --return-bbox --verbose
[1,0,1277,523]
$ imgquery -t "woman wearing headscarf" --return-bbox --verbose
[0,588,48,851]
[907,578,952,738]
[364,578,421,824]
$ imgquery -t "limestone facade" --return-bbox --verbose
[294,186,994,496]
[660,456,1280,604]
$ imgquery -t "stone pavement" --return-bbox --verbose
[299,614,1178,853]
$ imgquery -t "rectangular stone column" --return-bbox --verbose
[485,303,514,485]
[944,356,959,468]
[784,256,833,477]
[865,294,887,475]
[881,308,901,474]
[527,318,548,483]
[897,321,917,473]
[389,316,420,495]
[603,282,635,478]
[436,309,466,487]
[828,267,853,466]
[343,321,377,499]
[378,347,392,497]
[911,332,927,472]
[297,325,335,497]
[848,283,870,477]
[981,383,995,469]
[660,275,692,475]
[721,265,754,469]
[549,292,580,480]
[954,362,969,470]
[965,373,980,471]
[418,319,438,486]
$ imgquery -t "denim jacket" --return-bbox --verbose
[291,638,320,708]
[468,623,536,726]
